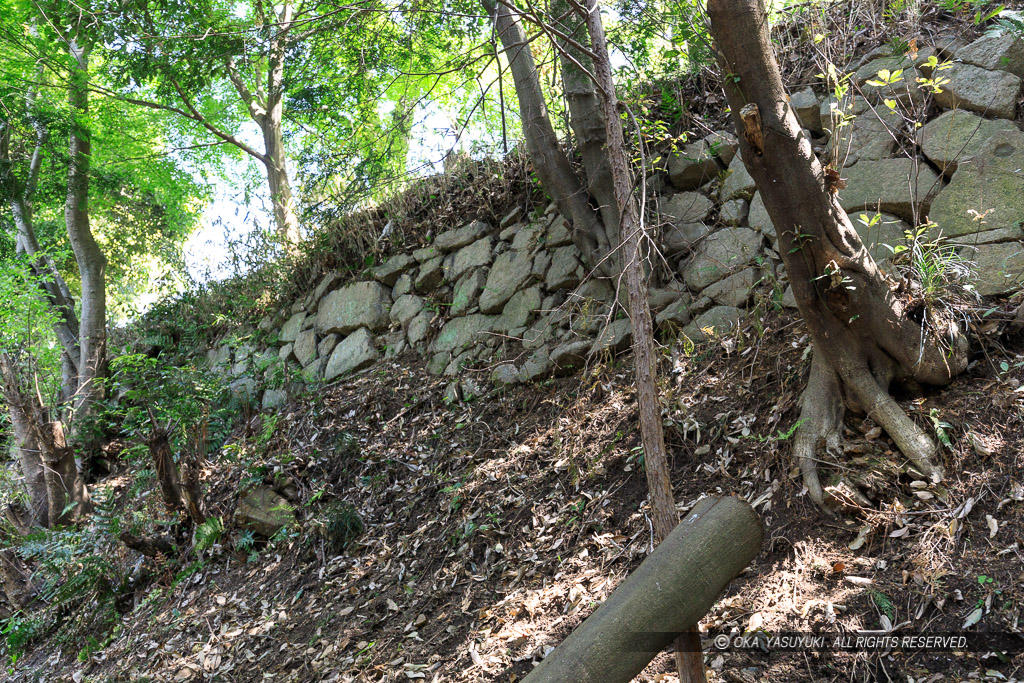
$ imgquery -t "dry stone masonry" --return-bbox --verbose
[206,28,1024,405]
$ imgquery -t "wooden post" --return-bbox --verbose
[522,496,762,683]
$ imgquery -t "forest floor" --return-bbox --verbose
[9,300,1024,683]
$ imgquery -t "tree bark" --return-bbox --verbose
[263,4,301,246]
[521,497,762,683]
[707,0,968,505]
[149,429,185,515]
[483,0,609,273]
[0,354,88,527]
[65,38,108,426]
[578,4,704,679]
[6,399,48,528]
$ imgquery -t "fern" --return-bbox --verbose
[194,517,224,553]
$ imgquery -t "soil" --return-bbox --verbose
[9,300,1024,683]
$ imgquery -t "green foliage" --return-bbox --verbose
[194,517,224,554]
[318,500,364,554]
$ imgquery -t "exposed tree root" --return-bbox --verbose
[793,352,843,508]
[794,345,946,512]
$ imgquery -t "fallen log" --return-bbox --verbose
[522,495,762,683]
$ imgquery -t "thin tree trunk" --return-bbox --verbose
[0,549,35,609]
[149,429,185,515]
[6,397,48,528]
[483,0,609,273]
[582,3,705,680]
[65,39,108,425]
[707,0,968,504]
[0,354,88,527]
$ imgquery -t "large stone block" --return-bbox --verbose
[324,328,379,381]
[839,158,941,223]
[933,63,1020,120]
[317,281,392,335]
[683,227,763,290]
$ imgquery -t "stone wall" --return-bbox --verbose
[206,29,1024,406]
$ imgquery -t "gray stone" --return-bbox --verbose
[683,227,763,290]
[279,312,306,343]
[781,285,798,309]
[413,245,440,263]
[959,32,1024,78]
[572,278,615,303]
[444,348,479,376]
[721,155,756,201]
[500,207,523,229]
[490,363,521,385]
[702,268,758,307]
[532,250,552,280]
[720,199,749,226]
[407,310,431,347]
[839,158,941,223]
[511,224,543,251]
[917,109,1018,176]
[301,357,327,382]
[392,273,413,298]
[229,377,258,398]
[963,242,1024,295]
[681,306,745,342]
[929,129,1024,237]
[371,253,415,287]
[519,348,552,382]
[301,314,316,331]
[655,291,694,329]
[313,272,341,303]
[545,216,573,247]
[648,285,686,313]
[450,270,484,317]
[848,211,908,263]
[262,389,288,410]
[933,62,1020,120]
[660,192,714,224]
[590,318,633,355]
[545,245,584,291]
[480,250,534,313]
[207,345,232,370]
[447,236,493,282]
[790,87,822,133]
[390,294,425,327]
[668,139,721,190]
[324,328,379,381]
[294,328,318,367]
[434,220,490,252]
[550,340,591,372]
[827,104,901,167]
[747,193,775,242]
[431,314,495,354]
[278,343,295,363]
[705,130,740,166]
[522,315,556,350]
[426,352,450,375]
[854,47,938,82]
[948,224,1024,246]
[661,222,711,256]
[317,281,392,335]
[318,334,340,358]
[236,487,295,537]
[383,331,406,358]
[496,286,542,332]
[415,255,445,292]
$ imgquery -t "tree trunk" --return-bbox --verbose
[550,0,620,267]
[483,0,610,273]
[521,497,762,683]
[707,0,968,506]
[6,399,48,528]
[260,2,301,247]
[0,354,88,527]
[65,39,108,427]
[149,429,185,515]
[0,549,35,609]
[581,4,705,679]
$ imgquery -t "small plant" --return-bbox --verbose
[318,500,364,554]
[194,516,224,553]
